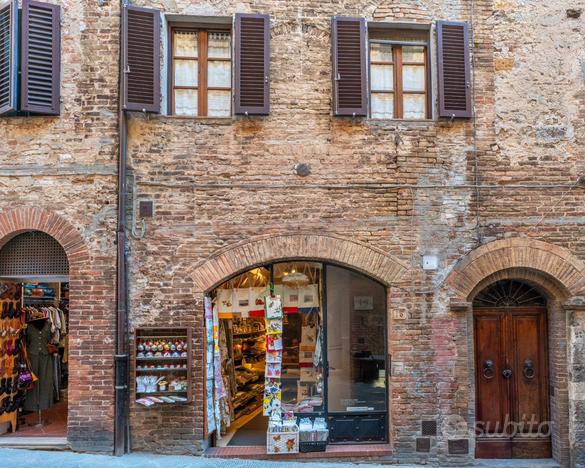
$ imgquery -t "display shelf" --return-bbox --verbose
[136,390,188,396]
[134,327,192,405]
[138,335,188,339]
[136,356,187,361]
[136,367,188,372]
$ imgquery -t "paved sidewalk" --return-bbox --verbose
[0,448,417,468]
[0,448,562,468]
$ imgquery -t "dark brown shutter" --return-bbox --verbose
[437,20,471,118]
[234,13,270,115]
[331,16,367,117]
[0,0,18,115]
[123,5,160,113]
[21,0,61,115]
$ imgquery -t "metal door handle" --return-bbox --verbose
[502,368,512,379]
[482,359,495,379]
[523,359,535,379]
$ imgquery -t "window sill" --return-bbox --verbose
[367,118,435,127]
[153,115,235,125]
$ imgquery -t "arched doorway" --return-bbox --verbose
[473,279,551,459]
[205,261,388,448]
[0,231,69,439]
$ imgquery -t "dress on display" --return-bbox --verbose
[24,320,55,412]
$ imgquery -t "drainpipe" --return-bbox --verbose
[114,0,129,456]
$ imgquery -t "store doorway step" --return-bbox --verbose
[218,407,267,447]
[0,436,68,449]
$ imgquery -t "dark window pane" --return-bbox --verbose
[326,265,387,413]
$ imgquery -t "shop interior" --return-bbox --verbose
[0,232,69,439]
[212,263,324,447]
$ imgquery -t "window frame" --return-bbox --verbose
[367,35,431,120]
[168,23,233,118]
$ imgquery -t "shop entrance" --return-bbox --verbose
[473,280,551,459]
[0,231,69,439]
[206,261,388,448]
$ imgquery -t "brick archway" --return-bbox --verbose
[0,207,115,452]
[446,238,585,303]
[0,207,89,265]
[189,233,409,292]
[446,238,585,466]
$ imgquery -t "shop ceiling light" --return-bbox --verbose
[281,272,309,286]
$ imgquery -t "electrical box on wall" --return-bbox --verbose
[139,200,154,218]
[422,255,439,270]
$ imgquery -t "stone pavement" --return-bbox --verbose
[0,448,562,468]
[0,448,417,468]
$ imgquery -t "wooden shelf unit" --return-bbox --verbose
[134,327,193,405]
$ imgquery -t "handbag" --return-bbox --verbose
[17,345,38,391]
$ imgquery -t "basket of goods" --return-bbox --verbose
[266,412,299,455]
[298,417,328,452]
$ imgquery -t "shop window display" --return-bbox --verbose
[207,261,387,449]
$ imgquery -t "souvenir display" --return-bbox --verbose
[136,337,188,359]
[217,289,233,315]
[266,334,283,352]
[267,411,299,454]
[282,286,299,308]
[263,377,282,415]
[204,297,216,434]
[265,362,281,378]
[265,318,283,335]
[234,288,251,315]
[299,284,319,308]
[134,328,192,406]
[298,417,328,452]
[249,287,266,313]
[266,350,282,363]
[265,295,283,319]
[205,265,328,452]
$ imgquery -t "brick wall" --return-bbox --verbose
[123,0,585,464]
[0,0,120,453]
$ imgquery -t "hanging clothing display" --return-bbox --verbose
[204,297,216,435]
[24,320,56,412]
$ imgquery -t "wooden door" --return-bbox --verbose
[474,307,551,459]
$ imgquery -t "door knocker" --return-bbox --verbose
[523,359,535,379]
[482,359,495,380]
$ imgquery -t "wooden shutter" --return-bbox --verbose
[123,5,160,113]
[331,17,367,117]
[437,20,471,118]
[0,0,18,115]
[234,13,270,115]
[21,0,61,115]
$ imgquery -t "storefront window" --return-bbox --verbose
[209,261,387,447]
[326,265,387,413]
